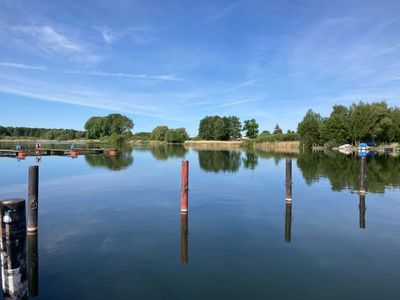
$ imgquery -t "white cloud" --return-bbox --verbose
[0,62,48,70]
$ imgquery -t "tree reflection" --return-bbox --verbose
[242,152,258,169]
[150,144,188,160]
[85,147,133,170]
[296,151,400,193]
[198,150,241,172]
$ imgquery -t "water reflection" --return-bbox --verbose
[242,152,258,169]
[85,145,133,170]
[359,157,367,229]
[28,233,39,297]
[197,150,241,173]
[150,144,187,160]
[180,213,188,264]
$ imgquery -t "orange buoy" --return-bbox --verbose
[70,150,78,158]
[17,151,26,159]
[108,149,118,156]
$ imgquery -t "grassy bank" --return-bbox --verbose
[184,140,242,150]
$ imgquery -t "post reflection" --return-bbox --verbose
[28,233,39,297]
[180,213,188,264]
[285,158,293,243]
[285,202,292,243]
[359,156,367,229]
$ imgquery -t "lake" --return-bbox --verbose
[0,144,399,300]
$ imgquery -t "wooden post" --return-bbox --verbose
[181,161,189,213]
[285,158,292,202]
[180,213,188,264]
[285,202,292,243]
[0,198,28,300]
[28,166,39,233]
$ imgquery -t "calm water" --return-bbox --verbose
[0,144,399,300]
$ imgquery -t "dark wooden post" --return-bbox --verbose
[181,161,189,213]
[285,202,292,243]
[180,213,188,264]
[28,166,39,233]
[285,159,292,202]
[0,198,28,300]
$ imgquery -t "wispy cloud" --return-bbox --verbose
[0,61,184,81]
[0,62,48,70]
[95,24,155,45]
[0,22,103,64]
[208,2,243,22]
[222,78,263,92]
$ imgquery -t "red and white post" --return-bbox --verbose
[181,160,189,213]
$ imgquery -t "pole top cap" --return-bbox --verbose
[0,198,25,206]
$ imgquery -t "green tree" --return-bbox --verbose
[242,119,259,138]
[150,126,169,141]
[320,105,351,145]
[297,109,324,148]
[164,128,189,143]
[228,116,242,139]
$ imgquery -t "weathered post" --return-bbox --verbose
[285,158,292,202]
[28,166,39,233]
[0,198,28,300]
[181,161,189,213]
[285,202,292,243]
[359,157,367,229]
[180,213,188,264]
[28,233,38,297]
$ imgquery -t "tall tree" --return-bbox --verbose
[242,119,259,138]
[150,126,169,141]
[297,110,324,148]
[273,124,283,135]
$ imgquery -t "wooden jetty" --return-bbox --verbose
[0,148,105,157]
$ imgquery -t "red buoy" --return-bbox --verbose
[17,151,26,159]
[108,149,118,156]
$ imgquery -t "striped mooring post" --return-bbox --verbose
[0,198,28,300]
[181,161,189,213]
[28,166,39,233]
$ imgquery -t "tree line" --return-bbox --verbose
[0,126,85,140]
[197,115,297,142]
[297,101,400,147]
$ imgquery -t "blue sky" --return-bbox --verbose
[1,0,400,136]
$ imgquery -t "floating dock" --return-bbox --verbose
[0,148,105,157]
